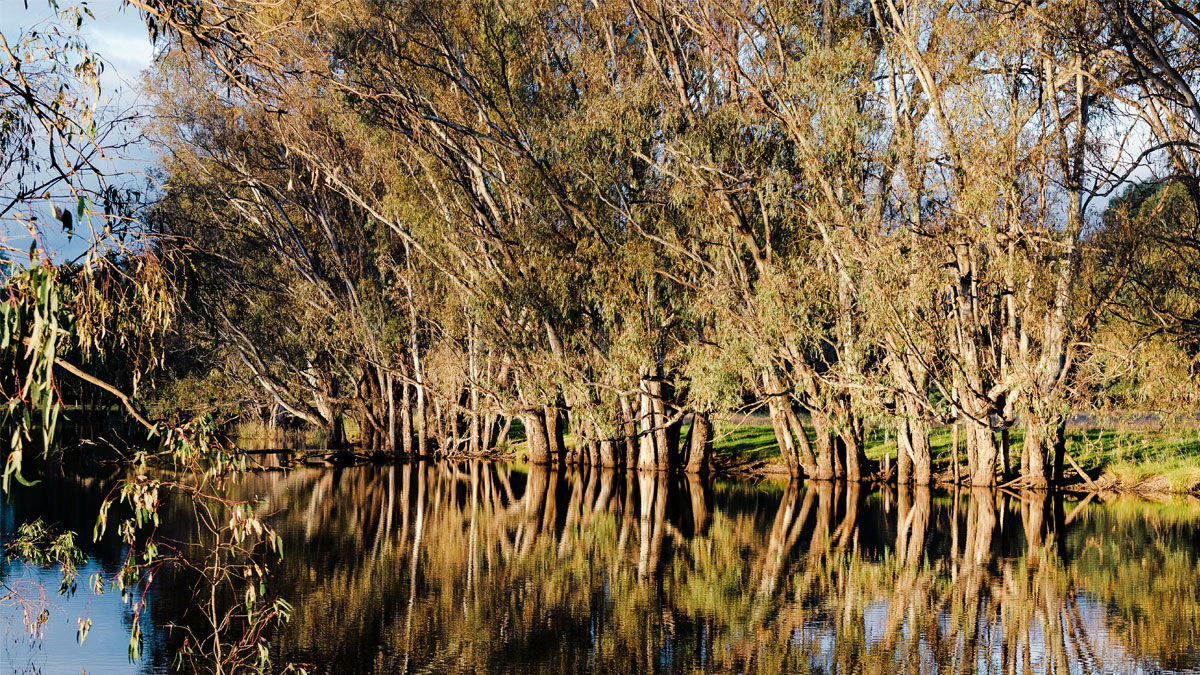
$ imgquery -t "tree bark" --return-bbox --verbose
[386,371,396,454]
[897,418,913,485]
[684,411,713,474]
[812,412,837,480]
[839,427,867,482]
[766,391,800,477]
[401,379,413,455]
[909,417,932,485]
[1022,414,1051,488]
[618,392,638,465]
[969,424,998,487]
[545,403,566,465]
[599,439,619,468]
[637,376,677,471]
[524,410,551,465]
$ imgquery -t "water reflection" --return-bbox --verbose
[4,463,1200,674]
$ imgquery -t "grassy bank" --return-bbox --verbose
[232,413,1200,494]
[710,415,1200,494]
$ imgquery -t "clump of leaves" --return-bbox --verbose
[5,517,85,595]
[1,266,73,491]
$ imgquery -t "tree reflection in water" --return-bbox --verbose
[154,462,1193,675]
[8,462,1199,673]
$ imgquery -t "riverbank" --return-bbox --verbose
[229,415,1200,496]
[709,416,1200,495]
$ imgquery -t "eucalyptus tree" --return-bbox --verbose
[0,4,301,668]
[602,0,898,481]
[124,0,1200,489]
[146,48,418,449]
[131,0,715,470]
[1083,180,1200,414]
[863,0,1148,486]
[1101,0,1200,168]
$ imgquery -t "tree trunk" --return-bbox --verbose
[480,412,497,451]
[782,404,818,476]
[684,411,713,474]
[653,379,677,469]
[567,409,585,465]
[766,393,800,477]
[468,325,480,456]
[969,424,998,487]
[951,421,960,484]
[1051,419,1067,487]
[897,419,913,485]
[618,392,638,464]
[599,439,619,468]
[545,403,566,465]
[950,420,960,482]
[637,377,657,470]
[1022,414,1051,489]
[498,416,513,449]
[524,411,551,465]
[386,371,396,454]
[1000,427,1012,480]
[840,433,864,482]
[401,379,413,455]
[812,412,837,480]
[411,317,428,457]
[839,413,868,482]
[328,412,344,448]
[909,417,932,485]
[637,376,677,471]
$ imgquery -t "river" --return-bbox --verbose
[3,461,1199,673]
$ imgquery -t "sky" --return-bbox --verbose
[0,0,156,261]
[0,0,154,101]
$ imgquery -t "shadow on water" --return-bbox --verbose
[4,462,1200,673]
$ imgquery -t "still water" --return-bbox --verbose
[3,461,1200,674]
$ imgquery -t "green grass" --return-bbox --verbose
[1068,427,1200,492]
[710,417,908,466]
[708,416,1200,492]
[711,423,780,465]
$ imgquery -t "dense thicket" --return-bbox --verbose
[129,0,1200,487]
